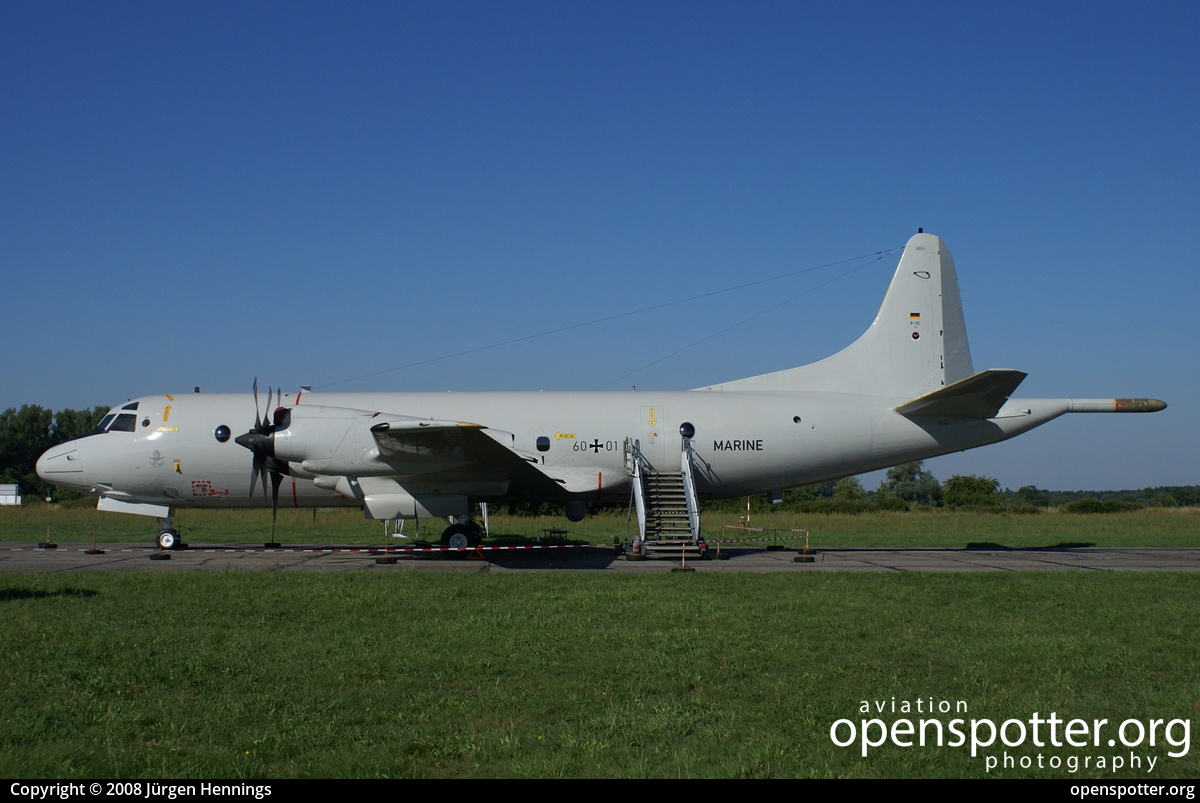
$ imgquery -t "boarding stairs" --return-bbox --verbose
[625,434,705,559]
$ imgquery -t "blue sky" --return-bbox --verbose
[3,1,1196,491]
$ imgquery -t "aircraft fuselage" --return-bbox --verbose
[36,387,1060,513]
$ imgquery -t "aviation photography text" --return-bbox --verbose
[829,696,1193,778]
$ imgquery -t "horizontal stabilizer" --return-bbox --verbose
[895,369,1027,419]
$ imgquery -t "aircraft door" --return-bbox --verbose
[638,406,667,471]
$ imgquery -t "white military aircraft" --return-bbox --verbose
[36,232,1165,550]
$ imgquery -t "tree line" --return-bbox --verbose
[699,461,1199,515]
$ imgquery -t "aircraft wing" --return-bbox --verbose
[894,369,1028,419]
[367,417,572,497]
[270,405,586,505]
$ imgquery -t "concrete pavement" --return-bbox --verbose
[2,542,1199,573]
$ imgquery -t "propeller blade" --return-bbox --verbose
[252,377,261,431]
[270,469,283,527]
[263,386,273,431]
[237,378,292,510]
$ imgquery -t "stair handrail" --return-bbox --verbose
[680,436,701,542]
[625,437,648,545]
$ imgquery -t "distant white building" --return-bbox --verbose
[0,484,21,506]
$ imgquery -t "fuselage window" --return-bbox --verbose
[536,436,550,452]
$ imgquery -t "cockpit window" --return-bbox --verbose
[121,402,139,411]
[108,414,137,432]
[96,414,116,431]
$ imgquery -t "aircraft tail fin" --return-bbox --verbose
[700,231,974,398]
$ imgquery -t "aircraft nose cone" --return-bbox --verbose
[36,444,84,488]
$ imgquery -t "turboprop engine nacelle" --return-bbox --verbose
[272,405,476,478]
[268,405,387,477]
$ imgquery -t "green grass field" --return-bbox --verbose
[1,572,1197,779]
[1,506,1197,779]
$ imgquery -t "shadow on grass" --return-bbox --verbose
[0,587,99,601]
[965,541,1097,550]
[486,533,589,547]
[309,534,589,548]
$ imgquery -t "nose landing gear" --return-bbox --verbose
[156,529,183,550]
[155,514,184,550]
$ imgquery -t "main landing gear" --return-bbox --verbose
[440,521,484,549]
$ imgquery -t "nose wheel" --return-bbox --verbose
[156,529,182,550]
